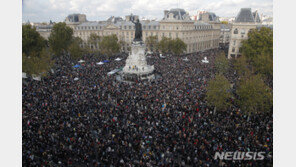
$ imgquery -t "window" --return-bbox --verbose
[241,29,245,34]
[148,25,151,29]
[153,26,156,29]
[234,28,238,34]
[143,26,146,29]
[129,26,131,29]
[232,47,235,52]
[233,40,236,46]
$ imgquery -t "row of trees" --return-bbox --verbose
[87,34,187,55]
[146,36,187,55]
[206,27,273,114]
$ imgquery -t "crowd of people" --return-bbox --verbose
[22,49,273,166]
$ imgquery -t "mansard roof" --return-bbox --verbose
[235,8,261,23]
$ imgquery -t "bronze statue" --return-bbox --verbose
[131,16,142,41]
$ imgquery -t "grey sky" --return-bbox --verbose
[22,0,273,22]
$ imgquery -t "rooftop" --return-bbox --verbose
[235,8,261,23]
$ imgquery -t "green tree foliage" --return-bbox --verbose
[215,52,229,74]
[22,49,54,76]
[48,22,73,56]
[158,37,171,54]
[171,38,187,55]
[98,34,120,56]
[145,36,159,52]
[158,37,186,55]
[69,37,84,60]
[221,21,228,24]
[236,74,273,113]
[88,33,100,50]
[22,24,46,56]
[233,55,250,77]
[206,74,232,111]
[118,40,127,52]
[240,27,273,77]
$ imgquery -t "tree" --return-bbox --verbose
[22,24,46,56]
[171,38,187,55]
[215,52,229,74]
[118,40,127,52]
[221,21,228,24]
[233,55,250,77]
[98,34,120,56]
[206,74,232,111]
[158,37,172,54]
[240,27,273,77]
[48,22,73,56]
[69,37,84,60]
[88,33,100,50]
[236,74,272,114]
[22,49,54,76]
[145,36,159,52]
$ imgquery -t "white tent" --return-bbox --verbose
[78,60,85,63]
[22,72,27,79]
[74,77,79,81]
[160,54,166,58]
[202,57,209,63]
[96,62,104,65]
[183,57,189,61]
[115,58,122,61]
[32,74,41,81]
[107,69,121,76]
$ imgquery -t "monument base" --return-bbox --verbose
[121,41,155,82]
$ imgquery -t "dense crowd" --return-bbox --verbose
[22,49,273,166]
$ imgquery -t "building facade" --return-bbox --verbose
[220,24,231,44]
[228,8,261,59]
[36,9,220,54]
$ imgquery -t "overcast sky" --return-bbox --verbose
[22,0,273,22]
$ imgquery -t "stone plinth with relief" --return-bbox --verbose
[122,41,155,81]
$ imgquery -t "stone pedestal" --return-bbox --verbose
[122,41,155,81]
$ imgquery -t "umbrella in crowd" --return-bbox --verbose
[73,64,81,68]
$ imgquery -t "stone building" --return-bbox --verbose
[36,9,220,54]
[228,8,261,59]
[220,24,231,45]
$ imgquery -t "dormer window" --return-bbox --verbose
[234,28,238,34]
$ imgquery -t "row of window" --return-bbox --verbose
[75,25,213,31]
